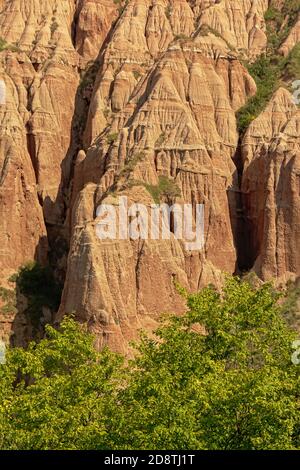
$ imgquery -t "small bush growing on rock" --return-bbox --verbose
[106,132,118,145]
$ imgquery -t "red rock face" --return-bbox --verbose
[280,12,300,56]
[0,55,48,279]
[0,0,299,351]
[241,88,300,282]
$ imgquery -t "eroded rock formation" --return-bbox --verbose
[0,0,299,352]
[242,88,300,282]
[280,12,300,56]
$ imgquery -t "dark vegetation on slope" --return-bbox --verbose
[237,0,300,133]
[0,263,62,331]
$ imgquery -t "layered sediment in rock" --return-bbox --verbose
[197,0,269,59]
[0,0,269,283]
[84,0,268,146]
[59,31,257,351]
[0,0,299,352]
[241,88,300,281]
[0,0,118,341]
[0,54,48,280]
[0,1,118,280]
[280,13,300,56]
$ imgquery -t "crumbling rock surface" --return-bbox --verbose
[280,13,300,56]
[59,33,256,351]
[0,0,299,352]
[242,88,300,282]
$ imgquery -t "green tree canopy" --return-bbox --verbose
[0,277,299,450]
[0,318,123,450]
